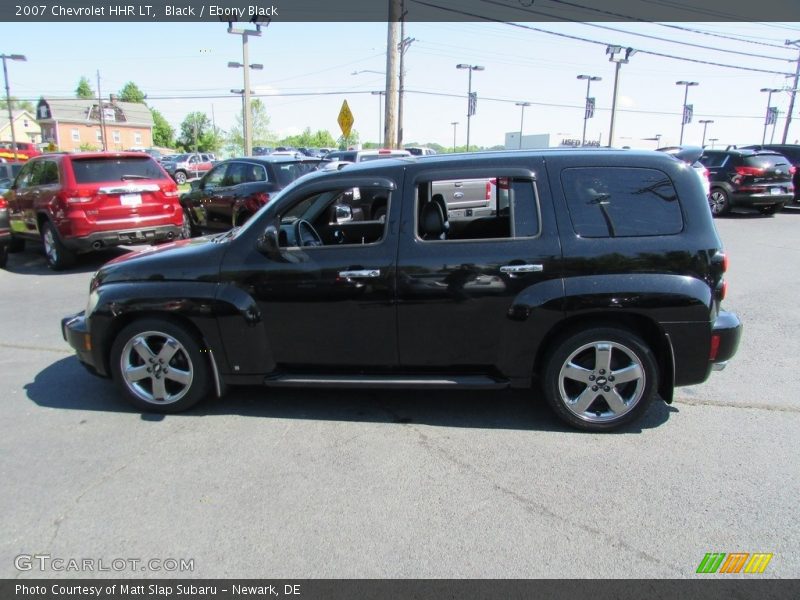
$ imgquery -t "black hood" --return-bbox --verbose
[93,236,229,288]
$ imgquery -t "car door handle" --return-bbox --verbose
[339,269,380,278]
[500,264,543,274]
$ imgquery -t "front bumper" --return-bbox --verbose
[711,310,742,365]
[61,312,104,377]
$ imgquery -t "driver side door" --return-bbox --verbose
[228,176,401,369]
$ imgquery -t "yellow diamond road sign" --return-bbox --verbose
[338,100,354,138]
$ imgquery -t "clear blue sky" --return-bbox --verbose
[4,20,800,149]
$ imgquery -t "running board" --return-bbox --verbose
[263,373,509,390]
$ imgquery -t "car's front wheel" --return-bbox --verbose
[173,171,187,185]
[110,318,212,413]
[542,327,658,431]
[41,221,76,270]
[708,188,731,216]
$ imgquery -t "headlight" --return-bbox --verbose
[86,290,100,316]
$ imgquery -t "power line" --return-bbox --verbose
[409,0,795,76]
[543,0,795,56]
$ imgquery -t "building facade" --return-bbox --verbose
[0,110,42,145]
[36,98,154,152]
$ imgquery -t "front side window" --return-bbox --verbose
[112,130,121,144]
[278,186,391,248]
[203,164,228,188]
[562,167,683,238]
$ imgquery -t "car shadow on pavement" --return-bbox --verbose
[4,247,132,276]
[27,356,674,433]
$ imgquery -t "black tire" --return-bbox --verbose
[41,221,76,270]
[542,327,658,432]
[174,171,187,185]
[110,317,212,413]
[0,243,8,268]
[180,208,195,239]
[235,211,252,227]
[709,188,730,216]
[8,235,24,253]
[759,203,783,216]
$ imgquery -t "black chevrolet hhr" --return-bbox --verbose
[63,149,741,431]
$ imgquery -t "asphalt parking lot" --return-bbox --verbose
[1,210,799,579]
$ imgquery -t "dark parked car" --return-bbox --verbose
[0,162,23,192]
[740,144,800,202]
[62,149,740,431]
[698,148,794,216]
[180,155,322,235]
[5,152,183,269]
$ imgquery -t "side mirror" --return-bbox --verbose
[257,223,281,258]
[335,204,353,223]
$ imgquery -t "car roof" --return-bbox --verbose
[224,156,321,164]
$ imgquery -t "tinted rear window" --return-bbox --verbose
[273,162,319,186]
[743,154,790,169]
[562,167,683,238]
[70,157,165,184]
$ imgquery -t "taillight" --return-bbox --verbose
[734,166,764,177]
[162,184,179,198]
[719,280,728,301]
[0,196,6,209]
[709,334,721,361]
[703,168,710,179]
[790,166,797,175]
[60,189,94,204]
[254,192,270,205]
[485,181,492,200]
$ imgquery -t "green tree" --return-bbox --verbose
[0,97,35,113]
[337,129,360,150]
[227,98,275,155]
[280,127,337,149]
[178,112,221,152]
[117,81,146,104]
[75,76,94,99]
[150,108,175,148]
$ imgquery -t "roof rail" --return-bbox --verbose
[725,144,738,151]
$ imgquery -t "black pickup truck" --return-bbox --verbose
[62,149,741,431]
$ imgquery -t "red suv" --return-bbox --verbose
[6,152,182,269]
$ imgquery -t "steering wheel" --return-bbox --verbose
[293,219,323,247]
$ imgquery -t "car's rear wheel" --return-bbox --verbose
[110,318,212,413]
[180,208,194,239]
[41,221,76,270]
[759,203,783,215]
[174,171,187,185]
[709,188,730,216]
[542,327,658,431]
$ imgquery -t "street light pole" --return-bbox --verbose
[227,21,265,157]
[1,53,26,162]
[708,137,718,149]
[760,87,781,145]
[515,102,530,149]
[676,80,699,145]
[457,63,485,152]
[606,46,636,148]
[451,121,458,152]
[698,119,714,147]
[577,74,601,147]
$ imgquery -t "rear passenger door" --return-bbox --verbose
[395,162,562,374]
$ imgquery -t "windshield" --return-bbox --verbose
[169,154,190,162]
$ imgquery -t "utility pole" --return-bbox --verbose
[1,53,26,161]
[227,20,265,157]
[451,121,458,152]
[96,70,107,151]
[782,39,800,144]
[384,0,401,149]
[397,0,414,150]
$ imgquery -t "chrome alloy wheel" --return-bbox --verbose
[43,226,58,265]
[557,341,645,423]
[119,331,194,405]
[709,191,727,215]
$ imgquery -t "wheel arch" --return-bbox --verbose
[533,311,675,403]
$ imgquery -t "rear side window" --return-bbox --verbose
[699,153,728,168]
[562,167,683,238]
[70,157,165,184]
